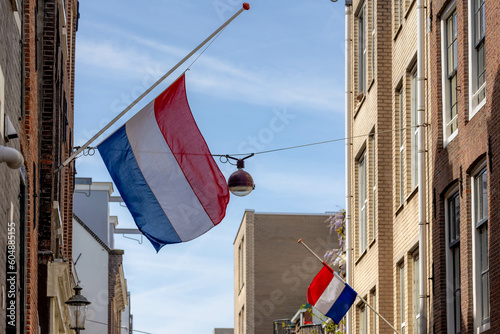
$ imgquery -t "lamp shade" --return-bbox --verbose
[228,169,255,196]
[65,285,91,330]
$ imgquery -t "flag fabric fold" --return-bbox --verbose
[307,265,357,324]
[98,74,230,251]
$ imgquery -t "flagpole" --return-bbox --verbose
[297,239,400,334]
[57,3,251,171]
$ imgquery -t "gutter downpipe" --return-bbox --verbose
[417,0,427,333]
[345,1,352,333]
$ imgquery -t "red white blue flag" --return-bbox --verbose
[98,74,230,251]
[307,265,357,324]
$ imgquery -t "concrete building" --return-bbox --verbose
[73,178,132,334]
[234,210,337,334]
[345,0,433,333]
[428,0,498,333]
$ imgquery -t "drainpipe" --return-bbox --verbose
[345,1,352,333]
[417,0,427,333]
[0,145,24,169]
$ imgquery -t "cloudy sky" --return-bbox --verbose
[73,1,346,333]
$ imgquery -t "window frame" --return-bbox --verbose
[360,304,368,334]
[472,162,490,332]
[410,68,418,189]
[441,1,459,146]
[468,0,486,118]
[397,87,405,204]
[413,253,420,334]
[400,262,406,334]
[358,3,367,95]
[358,150,368,254]
[445,188,461,334]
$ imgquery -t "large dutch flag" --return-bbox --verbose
[307,265,357,324]
[98,74,230,251]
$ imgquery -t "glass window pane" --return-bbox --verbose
[482,271,490,320]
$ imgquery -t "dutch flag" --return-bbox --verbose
[307,265,357,324]
[98,74,230,251]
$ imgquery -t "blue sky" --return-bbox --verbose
[73,1,345,333]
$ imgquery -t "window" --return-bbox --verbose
[469,0,486,115]
[238,237,245,291]
[400,262,406,334]
[359,151,367,254]
[360,306,367,334]
[446,191,461,334]
[473,166,489,330]
[397,0,404,27]
[371,133,376,240]
[358,3,366,94]
[370,0,375,82]
[442,7,458,143]
[372,290,377,334]
[239,306,245,334]
[397,88,405,204]
[413,254,420,334]
[410,69,418,189]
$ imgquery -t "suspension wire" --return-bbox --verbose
[74,125,427,160]
[212,124,428,157]
[186,27,226,71]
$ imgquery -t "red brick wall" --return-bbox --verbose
[430,0,499,333]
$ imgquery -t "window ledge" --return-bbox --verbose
[394,24,402,40]
[443,130,458,148]
[478,321,490,333]
[404,0,416,18]
[405,186,418,202]
[395,202,405,215]
[353,93,366,118]
[355,248,368,265]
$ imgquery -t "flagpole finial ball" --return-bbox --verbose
[243,3,250,10]
[298,238,303,243]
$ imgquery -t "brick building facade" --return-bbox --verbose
[429,0,498,333]
[346,0,433,333]
[234,210,337,334]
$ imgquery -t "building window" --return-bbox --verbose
[360,305,367,334]
[238,237,245,291]
[396,0,404,28]
[370,0,375,82]
[413,253,420,334]
[370,133,376,241]
[469,0,486,115]
[397,88,405,204]
[442,8,458,143]
[372,290,377,334]
[358,151,367,254]
[410,69,418,189]
[473,165,489,329]
[239,306,245,334]
[446,191,461,334]
[400,262,406,334]
[358,3,366,95]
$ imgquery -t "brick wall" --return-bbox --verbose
[108,250,124,334]
[430,0,499,333]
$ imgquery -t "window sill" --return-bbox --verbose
[405,186,418,202]
[394,24,402,40]
[355,248,368,265]
[478,321,490,333]
[470,97,486,121]
[404,0,416,19]
[238,283,245,296]
[353,93,366,118]
[443,130,458,148]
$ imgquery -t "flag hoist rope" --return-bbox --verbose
[297,239,400,334]
[57,3,250,172]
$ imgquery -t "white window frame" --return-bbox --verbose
[358,151,368,254]
[238,237,245,291]
[441,4,459,145]
[358,3,366,94]
[445,188,461,334]
[398,88,404,204]
[410,69,418,189]
[472,162,490,332]
[413,253,420,334]
[400,262,406,334]
[371,133,376,241]
[372,290,377,334]
[468,0,486,118]
[360,305,368,334]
